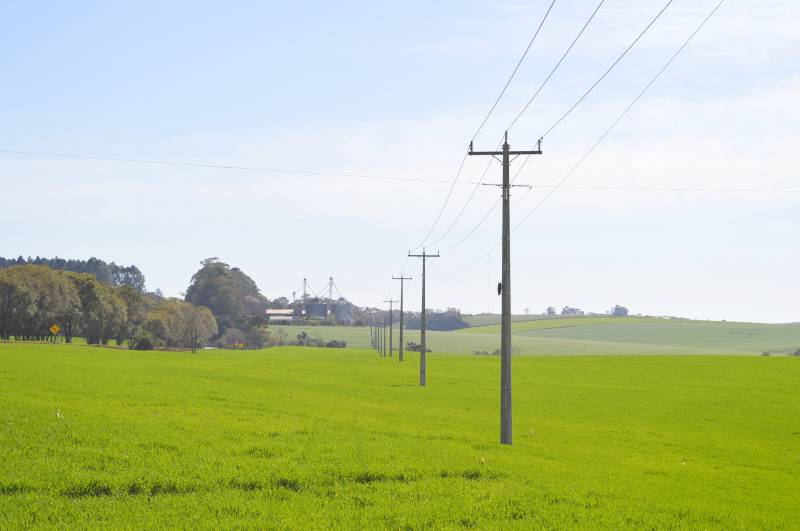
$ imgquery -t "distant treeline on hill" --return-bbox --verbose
[0,256,145,292]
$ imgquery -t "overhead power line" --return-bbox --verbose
[439,0,729,280]
[411,0,557,253]
[427,1,604,250]
[541,0,674,140]
[0,148,482,187]
[514,0,729,233]
[506,0,606,131]
[471,0,557,141]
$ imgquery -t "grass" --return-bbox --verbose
[272,317,800,356]
[1,342,799,528]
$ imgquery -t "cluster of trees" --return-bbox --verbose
[406,308,468,331]
[543,305,629,317]
[0,256,146,292]
[0,264,216,351]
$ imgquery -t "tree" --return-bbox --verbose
[0,256,145,291]
[610,305,629,316]
[115,285,150,345]
[143,299,217,350]
[0,265,81,341]
[185,259,268,335]
[546,306,556,316]
[182,303,218,354]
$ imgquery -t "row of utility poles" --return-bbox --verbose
[375,132,539,446]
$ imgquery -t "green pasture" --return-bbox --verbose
[270,317,800,356]
[1,342,798,528]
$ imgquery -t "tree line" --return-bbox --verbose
[0,264,216,352]
[0,256,146,292]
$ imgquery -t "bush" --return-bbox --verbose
[325,340,347,348]
[406,342,431,353]
[295,331,323,347]
[217,328,246,349]
[129,333,155,351]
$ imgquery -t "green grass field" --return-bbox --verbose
[1,342,798,528]
[272,317,800,356]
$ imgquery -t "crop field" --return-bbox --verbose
[1,342,799,529]
[272,317,800,356]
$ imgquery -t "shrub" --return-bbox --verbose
[296,331,323,347]
[325,340,347,348]
[406,342,431,353]
[129,333,156,351]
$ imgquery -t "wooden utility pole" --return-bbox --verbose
[382,313,387,357]
[392,275,412,362]
[407,249,439,386]
[384,299,398,358]
[469,131,542,445]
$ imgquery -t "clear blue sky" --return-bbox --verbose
[1,0,798,322]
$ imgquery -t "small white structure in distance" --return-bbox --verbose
[266,309,294,323]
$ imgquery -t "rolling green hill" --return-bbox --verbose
[269,317,800,356]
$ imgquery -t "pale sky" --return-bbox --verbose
[1,0,798,323]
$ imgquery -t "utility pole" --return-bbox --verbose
[469,131,542,445]
[368,310,375,350]
[392,275,412,362]
[384,299,398,358]
[382,313,387,357]
[408,249,439,386]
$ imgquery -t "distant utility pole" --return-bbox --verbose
[469,131,542,446]
[384,299,398,358]
[408,249,439,386]
[382,313,387,357]
[392,275,412,362]
[368,310,375,350]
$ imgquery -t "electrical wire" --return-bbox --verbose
[0,148,484,187]
[439,0,729,279]
[471,0,557,141]
[410,0,558,253]
[541,0,674,140]
[506,0,606,131]
[514,0,729,233]
[429,0,606,251]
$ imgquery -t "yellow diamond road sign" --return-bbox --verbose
[50,324,60,335]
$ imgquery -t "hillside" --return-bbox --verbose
[265,317,800,356]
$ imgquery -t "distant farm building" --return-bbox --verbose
[277,276,355,325]
[265,309,294,323]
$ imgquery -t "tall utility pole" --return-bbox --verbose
[384,299,398,358]
[382,313,387,357]
[469,131,542,445]
[408,249,439,386]
[392,275,412,362]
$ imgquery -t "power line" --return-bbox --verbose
[514,0,729,233]
[411,0,557,253]
[541,0,674,140]
[430,0,648,253]
[439,0,729,280]
[0,147,484,187]
[427,158,495,247]
[427,1,604,251]
[507,0,606,131]
[471,0,557,141]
